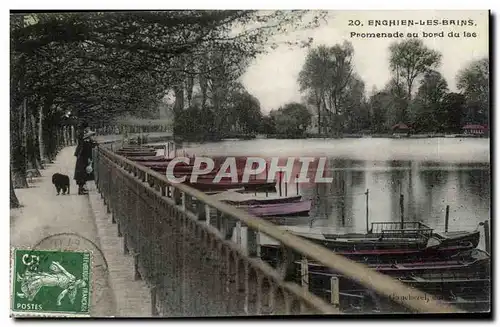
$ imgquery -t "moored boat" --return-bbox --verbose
[186,178,277,192]
[128,156,172,162]
[117,150,158,157]
[209,190,302,205]
[239,200,312,217]
[260,241,477,266]
[304,248,490,277]
[301,249,490,313]
[142,162,248,175]
[432,230,481,248]
[288,222,481,251]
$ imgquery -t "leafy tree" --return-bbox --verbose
[271,102,312,137]
[368,91,392,133]
[411,70,448,132]
[260,114,276,135]
[298,45,331,134]
[10,10,327,197]
[456,57,489,124]
[388,39,442,121]
[341,75,369,133]
[229,90,262,134]
[298,41,358,136]
[440,92,467,133]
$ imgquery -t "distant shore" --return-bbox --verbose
[120,131,489,145]
[262,133,489,140]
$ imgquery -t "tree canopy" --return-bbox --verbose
[298,41,364,135]
[456,57,489,124]
[9,10,328,205]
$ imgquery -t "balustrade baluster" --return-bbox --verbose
[92,145,461,317]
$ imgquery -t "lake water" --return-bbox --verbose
[153,137,491,250]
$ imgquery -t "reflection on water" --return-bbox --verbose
[155,138,491,249]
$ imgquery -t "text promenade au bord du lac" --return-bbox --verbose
[348,19,479,39]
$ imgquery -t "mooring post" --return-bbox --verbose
[484,220,490,254]
[301,257,308,291]
[236,221,242,245]
[123,234,129,255]
[134,253,141,280]
[341,179,345,227]
[265,160,269,181]
[151,286,158,316]
[330,277,340,308]
[445,205,450,233]
[365,189,369,234]
[278,171,282,197]
[300,256,309,313]
[296,173,299,195]
[284,172,288,197]
[400,193,405,231]
[205,204,211,225]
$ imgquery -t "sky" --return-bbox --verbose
[241,10,489,112]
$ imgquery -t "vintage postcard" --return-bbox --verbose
[10,10,490,318]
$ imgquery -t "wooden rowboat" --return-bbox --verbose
[117,151,157,157]
[128,156,172,162]
[186,178,277,192]
[239,200,312,217]
[289,222,481,251]
[304,248,490,277]
[142,162,247,174]
[209,190,302,205]
[260,241,478,267]
[301,249,490,312]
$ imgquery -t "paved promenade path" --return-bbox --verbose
[10,145,152,317]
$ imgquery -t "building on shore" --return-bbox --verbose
[462,124,488,136]
[391,123,411,137]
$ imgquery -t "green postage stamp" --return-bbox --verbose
[11,249,92,317]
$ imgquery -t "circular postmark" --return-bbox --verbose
[22,233,114,316]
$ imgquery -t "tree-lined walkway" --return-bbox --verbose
[10,146,151,317]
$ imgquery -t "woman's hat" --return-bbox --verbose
[83,130,96,139]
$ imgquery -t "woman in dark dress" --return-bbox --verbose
[74,130,97,195]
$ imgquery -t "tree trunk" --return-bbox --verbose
[38,105,47,164]
[10,172,20,208]
[404,80,413,122]
[11,99,28,188]
[199,74,208,109]
[10,53,28,188]
[71,125,75,145]
[43,111,58,162]
[22,97,28,166]
[173,86,184,115]
[32,107,44,170]
[62,126,68,146]
[212,85,225,138]
[185,75,194,108]
[26,101,42,177]
[315,91,322,135]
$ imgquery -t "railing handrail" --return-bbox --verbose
[98,145,462,314]
[371,221,432,229]
[380,229,433,235]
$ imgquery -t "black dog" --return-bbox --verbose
[52,173,70,195]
